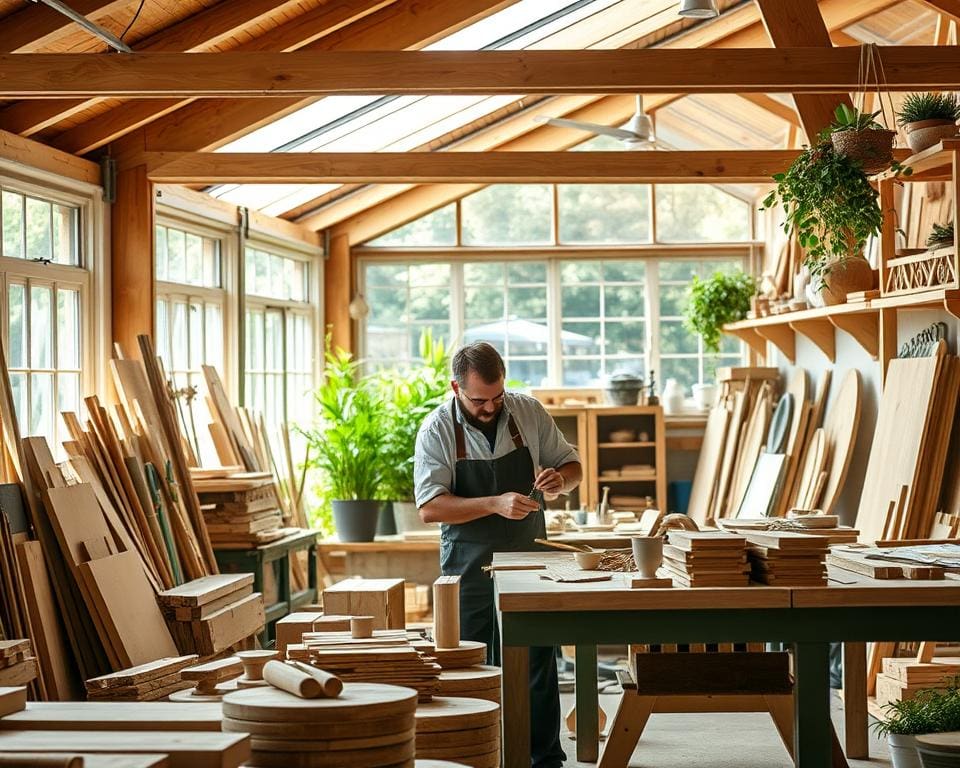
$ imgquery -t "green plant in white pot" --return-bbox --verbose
[302,339,386,543]
[873,682,960,768]
[378,330,450,534]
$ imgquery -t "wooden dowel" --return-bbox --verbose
[433,575,461,651]
[267,660,342,699]
[350,616,374,639]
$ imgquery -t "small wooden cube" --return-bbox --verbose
[322,579,406,630]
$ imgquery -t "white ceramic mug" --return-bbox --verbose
[631,536,663,578]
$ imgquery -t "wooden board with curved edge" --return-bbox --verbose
[247,739,414,768]
[246,729,414,752]
[221,715,415,741]
[819,370,862,516]
[766,394,793,455]
[784,369,809,454]
[727,387,773,518]
[686,405,730,526]
[795,429,827,511]
[415,723,501,748]
[414,697,500,733]
[785,370,831,511]
[430,641,487,669]
[222,684,417,724]
[712,392,747,520]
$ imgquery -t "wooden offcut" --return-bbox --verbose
[322,579,405,630]
[433,576,460,651]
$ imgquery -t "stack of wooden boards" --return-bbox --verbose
[662,531,750,587]
[222,683,418,768]
[436,666,501,703]
[415,696,501,768]
[193,472,286,549]
[688,366,862,528]
[157,574,265,656]
[856,342,960,541]
[744,531,829,586]
[875,657,960,707]
[0,641,36,688]
[85,656,197,702]
[287,629,442,700]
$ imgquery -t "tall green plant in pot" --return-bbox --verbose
[303,339,386,542]
[683,269,756,354]
[379,330,451,534]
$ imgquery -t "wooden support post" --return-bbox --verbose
[111,165,154,356]
[432,575,460,651]
[879,177,897,296]
[842,642,869,759]
[324,232,352,354]
[502,644,530,768]
[793,641,833,768]
[575,644,600,762]
[879,309,898,385]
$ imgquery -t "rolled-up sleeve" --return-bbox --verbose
[414,423,454,508]
[535,404,580,469]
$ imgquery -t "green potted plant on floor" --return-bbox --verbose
[682,268,756,353]
[898,93,960,154]
[379,330,450,534]
[873,681,960,768]
[302,338,386,543]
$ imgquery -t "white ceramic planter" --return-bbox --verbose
[889,733,924,768]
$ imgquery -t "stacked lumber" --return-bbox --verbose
[662,531,750,587]
[415,696,501,768]
[157,575,265,656]
[876,657,960,707]
[0,641,36,688]
[85,656,197,702]
[744,531,829,586]
[193,473,284,548]
[437,666,501,703]
[222,683,418,768]
[855,342,960,542]
[274,612,350,655]
[172,657,244,702]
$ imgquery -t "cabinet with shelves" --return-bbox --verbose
[589,406,667,514]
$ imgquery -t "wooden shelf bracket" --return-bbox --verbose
[788,318,836,362]
[754,324,795,363]
[726,328,767,359]
[828,312,879,360]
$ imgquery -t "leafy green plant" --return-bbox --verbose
[927,222,955,248]
[378,330,451,502]
[898,92,960,126]
[873,678,960,736]
[829,104,886,134]
[683,269,756,353]
[302,337,386,501]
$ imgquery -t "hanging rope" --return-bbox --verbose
[856,43,895,128]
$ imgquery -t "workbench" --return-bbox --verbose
[493,551,960,768]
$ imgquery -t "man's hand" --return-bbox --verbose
[534,467,564,496]
[495,492,541,520]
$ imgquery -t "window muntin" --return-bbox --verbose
[2,188,79,265]
[245,246,308,301]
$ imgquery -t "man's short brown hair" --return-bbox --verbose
[452,342,506,388]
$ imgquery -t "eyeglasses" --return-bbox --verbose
[460,389,505,408]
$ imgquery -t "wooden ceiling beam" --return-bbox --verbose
[830,30,862,46]
[0,129,99,186]
[0,0,130,53]
[3,47,958,99]
[756,0,853,142]
[0,0,318,137]
[922,0,960,23]
[145,149,800,185]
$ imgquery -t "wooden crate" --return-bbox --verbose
[322,578,406,629]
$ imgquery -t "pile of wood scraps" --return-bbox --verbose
[85,656,197,702]
[192,472,286,548]
[855,341,960,542]
[157,574,264,656]
[0,641,36,688]
[662,531,750,587]
[744,531,829,586]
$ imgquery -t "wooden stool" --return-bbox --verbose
[599,649,848,768]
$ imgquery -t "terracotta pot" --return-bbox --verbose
[905,119,959,154]
[831,128,896,174]
[821,256,875,305]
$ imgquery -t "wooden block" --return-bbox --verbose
[172,586,254,622]
[0,689,26,718]
[323,579,405,630]
[0,732,250,768]
[193,593,265,655]
[0,662,37,688]
[181,658,243,685]
[0,702,223,731]
[275,613,350,655]
[157,575,254,609]
[628,577,673,589]
[433,577,460,651]
[350,617,374,640]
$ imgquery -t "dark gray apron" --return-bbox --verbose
[440,399,566,768]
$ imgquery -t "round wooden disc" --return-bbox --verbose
[247,739,414,768]
[418,749,499,768]
[415,722,500,749]
[415,762,471,768]
[167,688,223,703]
[223,714,416,741]
[431,642,487,670]
[236,678,270,689]
[249,729,414,752]
[414,697,500,733]
[223,683,417,723]
[437,666,500,694]
[417,743,500,759]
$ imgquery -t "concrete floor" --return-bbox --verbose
[557,690,891,767]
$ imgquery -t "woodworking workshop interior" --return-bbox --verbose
[2,1,960,767]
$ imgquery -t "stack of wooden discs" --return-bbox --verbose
[222,682,418,768]
[415,762,471,768]
[416,640,486,669]
[437,666,500,703]
[415,696,500,768]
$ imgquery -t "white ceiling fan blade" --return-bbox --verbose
[533,115,638,141]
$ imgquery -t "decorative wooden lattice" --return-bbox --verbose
[884,246,958,296]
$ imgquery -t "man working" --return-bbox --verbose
[414,342,583,768]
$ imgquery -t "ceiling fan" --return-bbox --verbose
[534,95,663,150]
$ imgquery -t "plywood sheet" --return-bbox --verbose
[687,405,729,525]
[820,370,862,516]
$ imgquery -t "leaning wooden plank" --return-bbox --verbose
[0,756,169,768]
[686,404,729,526]
[0,702,221,731]
[0,731,250,768]
[157,575,254,609]
[202,366,259,473]
[86,657,198,689]
[77,552,179,668]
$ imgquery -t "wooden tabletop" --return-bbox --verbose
[493,552,960,612]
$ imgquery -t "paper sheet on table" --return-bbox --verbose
[866,544,960,568]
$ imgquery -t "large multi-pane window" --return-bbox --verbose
[154,221,225,390]
[2,184,87,448]
[244,245,315,427]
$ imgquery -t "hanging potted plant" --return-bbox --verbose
[303,340,387,543]
[898,93,960,154]
[829,103,897,174]
[682,269,756,353]
[873,682,960,768]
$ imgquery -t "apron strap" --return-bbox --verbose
[451,398,466,461]
[507,413,524,450]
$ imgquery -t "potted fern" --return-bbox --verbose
[898,93,960,153]
[829,103,897,174]
[683,269,756,354]
[873,682,960,768]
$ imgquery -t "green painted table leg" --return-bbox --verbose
[502,644,530,768]
[575,644,599,762]
[794,641,832,768]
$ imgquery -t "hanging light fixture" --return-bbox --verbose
[678,0,718,18]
